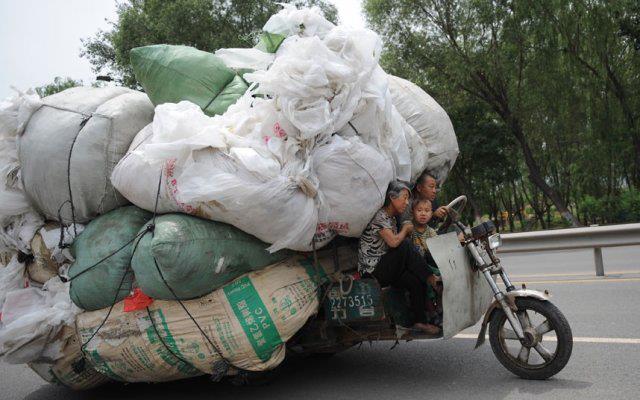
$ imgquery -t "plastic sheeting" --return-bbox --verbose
[113,6,421,252]
[387,75,459,182]
[0,89,44,254]
[0,276,80,364]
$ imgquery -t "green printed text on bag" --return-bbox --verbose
[224,276,282,362]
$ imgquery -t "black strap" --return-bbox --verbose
[79,237,141,356]
[78,168,231,372]
[145,306,200,372]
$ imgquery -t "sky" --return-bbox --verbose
[0,0,365,99]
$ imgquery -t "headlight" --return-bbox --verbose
[488,233,502,249]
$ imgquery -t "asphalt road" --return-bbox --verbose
[1,246,639,400]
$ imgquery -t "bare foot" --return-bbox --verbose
[413,322,441,335]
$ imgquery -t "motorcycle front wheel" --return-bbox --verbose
[489,297,573,380]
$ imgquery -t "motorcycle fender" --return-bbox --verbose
[474,289,551,349]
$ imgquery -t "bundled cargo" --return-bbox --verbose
[67,206,152,311]
[131,45,248,116]
[112,6,457,253]
[0,89,43,255]
[112,108,394,251]
[19,86,154,224]
[76,258,319,382]
[131,213,291,300]
[0,4,461,390]
[29,326,111,390]
[0,275,79,364]
[387,76,459,182]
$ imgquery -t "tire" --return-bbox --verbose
[489,297,573,380]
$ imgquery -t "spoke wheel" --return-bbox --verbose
[489,297,573,380]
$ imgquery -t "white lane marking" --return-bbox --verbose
[454,333,640,344]
[509,270,640,278]
[500,277,640,285]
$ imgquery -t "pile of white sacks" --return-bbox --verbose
[0,5,458,388]
[112,5,458,252]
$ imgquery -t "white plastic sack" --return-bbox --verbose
[263,4,335,39]
[0,88,42,139]
[338,67,412,181]
[387,75,459,182]
[246,26,382,143]
[0,255,27,310]
[19,86,155,223]
[0,89,44,254]
[0,276,80,364]
[112,102,319,252]
[214,48,275,71]
[313,135,393,239]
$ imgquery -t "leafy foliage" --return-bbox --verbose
[35,76,82,98]
[365,0,640,229]
[81,0,337,88]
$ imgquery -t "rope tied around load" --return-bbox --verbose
[73,168,231,376]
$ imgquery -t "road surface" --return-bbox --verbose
[1,246,639,400]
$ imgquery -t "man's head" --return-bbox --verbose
[412,198,433,226]
[415,170,437,201]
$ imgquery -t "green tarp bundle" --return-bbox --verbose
[131,214,291,300]
[255,32,286,53]
[69,206,152,311]
[130,44,248,116]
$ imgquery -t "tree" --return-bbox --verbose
[35,76,82,98]
[535,1,640,185]
[81,0,338,88]
[366,0,637,227]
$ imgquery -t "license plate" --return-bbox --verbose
[323,278,385,325]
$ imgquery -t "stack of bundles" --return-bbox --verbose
[67,206,290,311]
[74,259,319,383]
[0,4,460,390]
[0,86,155,388]
[112,4,458,252]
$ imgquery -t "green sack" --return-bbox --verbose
[69,206,152,311]
[255,32,286,53]
[130,44,248,116]
[131,214,291,300]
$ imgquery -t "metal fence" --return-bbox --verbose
[497,223,640,276]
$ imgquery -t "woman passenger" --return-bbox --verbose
[357,180,440,335]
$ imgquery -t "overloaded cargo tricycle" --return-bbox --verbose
[286,196,573,381]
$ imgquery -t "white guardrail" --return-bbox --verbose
[497,223,640,276]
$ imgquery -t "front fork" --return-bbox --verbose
[468,241,526,340]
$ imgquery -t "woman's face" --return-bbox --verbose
[390,189,410,215]
[417,176,437,201]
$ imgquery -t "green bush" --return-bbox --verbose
[617,189,640,222]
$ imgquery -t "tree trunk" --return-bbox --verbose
[508,117,582,227]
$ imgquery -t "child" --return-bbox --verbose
[410,198,443,324]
